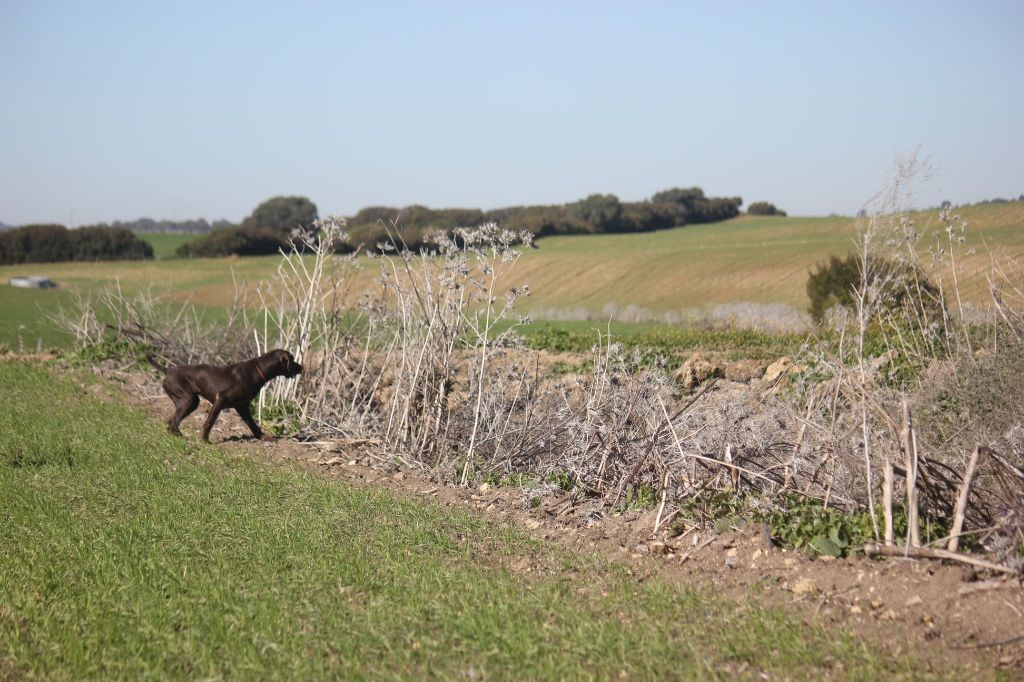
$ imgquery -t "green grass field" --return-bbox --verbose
[0,360,925,678]
[134,232,197,259]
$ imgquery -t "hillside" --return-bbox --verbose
[2,202,1022,325]
[505,202,1024,317]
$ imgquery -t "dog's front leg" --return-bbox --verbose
[202,396,227,443]
[236,402,266,440]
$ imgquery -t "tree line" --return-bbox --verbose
[175,189,750,258]
[2,187,783,263]
[345,187,745,253]
[0,224,153,265]
[85,217,232,234]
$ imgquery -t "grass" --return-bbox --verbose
[0,361,927,679]
[513,320,807,362]
[0,285,76,350]
[134,232,198,259]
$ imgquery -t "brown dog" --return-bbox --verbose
[153,349,302,442]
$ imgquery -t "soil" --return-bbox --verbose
[102,363,1024,676]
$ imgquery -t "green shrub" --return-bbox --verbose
[748,201,787,217]
[176,226,287,257]
[805,254,941,323]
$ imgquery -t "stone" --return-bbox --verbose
[762,357,792,384]
[673,352,723,391]
[724,359,767,383]
[790,578,819,595]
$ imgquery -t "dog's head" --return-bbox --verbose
[271,349,303,378]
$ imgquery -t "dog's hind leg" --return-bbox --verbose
[168,394,199,436]
[201,396,226,443]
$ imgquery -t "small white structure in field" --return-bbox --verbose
[9,275,56,289]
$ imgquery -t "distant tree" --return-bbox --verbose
[70,227,153,260]
[567,194,623,231]
[176,227,287,258]
[241,196,319,237]
[619,202,678,232]
[747,201,787,217]
[649,187,741,224]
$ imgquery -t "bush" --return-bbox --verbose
[747,201,787,217]
[805,254,940,323]
[650,187,743,224]
[175,227,287,258]
[241,196,318,238]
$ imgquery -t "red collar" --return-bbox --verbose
[254,361,268,381]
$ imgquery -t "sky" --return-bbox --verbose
[1,0,1022,226]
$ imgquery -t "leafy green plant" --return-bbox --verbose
[547,470,574,492]
[258,398,302,436]
[617,483,657,511]
[61,337,152,367]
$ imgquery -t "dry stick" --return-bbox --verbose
[979,445,1024,482]
[660,417,785,488]
[678,535,718,565]
[862,543,1015,575]
[883,460,894,547]
[947,445,982,553]
[611,381,719,508]
[784,398,814,491]
[653,469,671,535]
[951,632,1024,650]
[902,398,921,548]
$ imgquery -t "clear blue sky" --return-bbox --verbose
[1,0,1022,225]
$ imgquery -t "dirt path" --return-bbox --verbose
[108,364,1023,675]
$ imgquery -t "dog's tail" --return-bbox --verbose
[146,353,170,374]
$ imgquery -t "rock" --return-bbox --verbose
[762,357,792,384]
[649,541,668,555]
[790,578,819,595]
[392,471,405,481]
[724,556,739,569]
[905,595,923,607]
[850,605,863,615]
[478,482,491,493]
[524,519,542,530]
[724,359,767,383]
[673,352,723,391]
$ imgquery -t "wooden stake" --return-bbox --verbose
[883,460,894,546]
[901,398,920,547]
[948,446,981,553]
[653,469,671,535]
